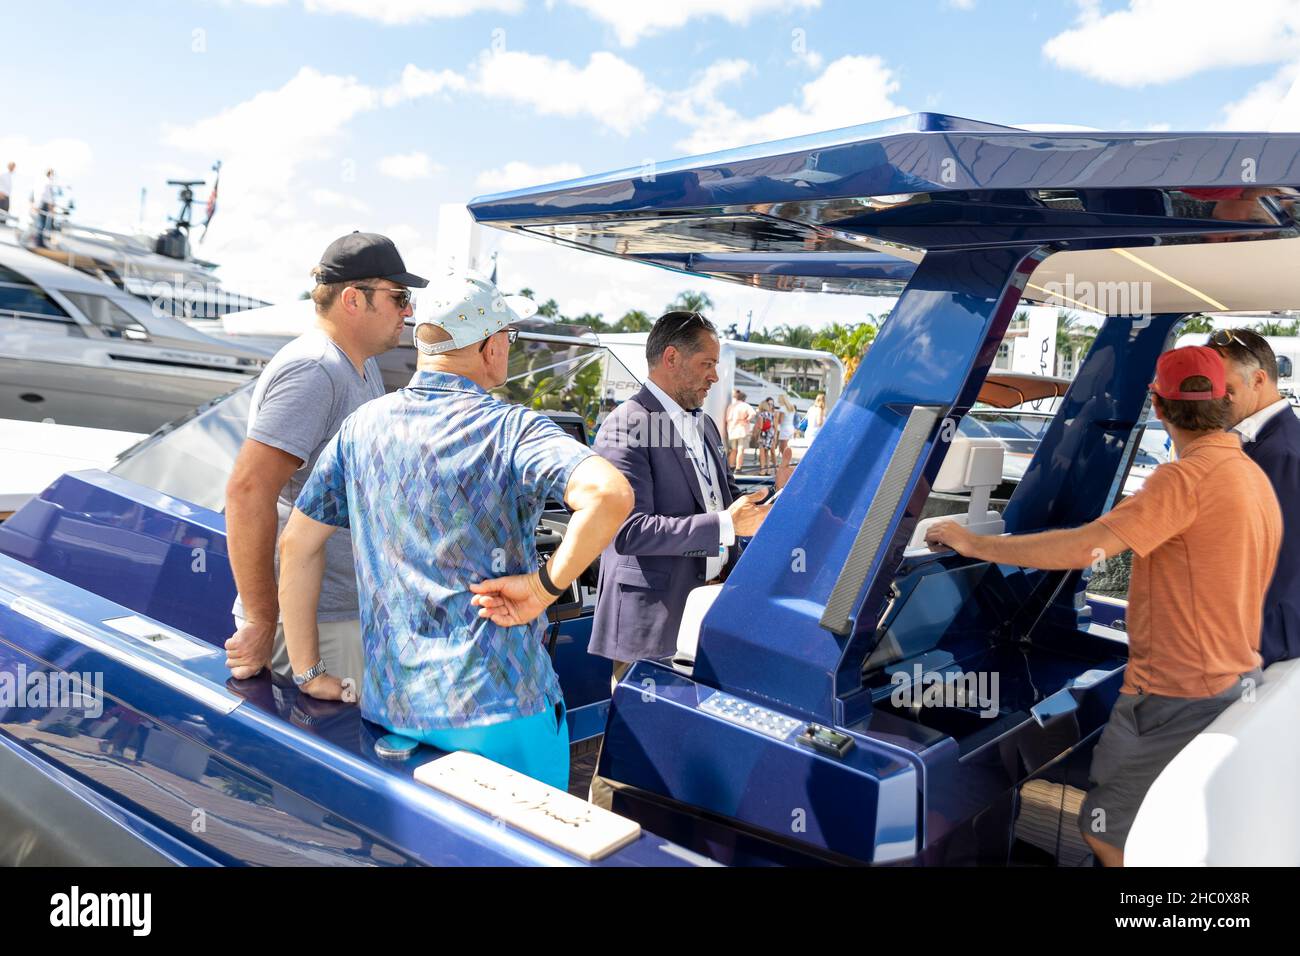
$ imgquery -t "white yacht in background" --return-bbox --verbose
[0,219,270,433]
[11,177,271,321]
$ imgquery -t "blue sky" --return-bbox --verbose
[3,0,1298,330]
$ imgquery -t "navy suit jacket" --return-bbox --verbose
[1242,406,1300,666]
[589,387,741,662]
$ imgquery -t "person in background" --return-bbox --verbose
[926,346,1278,866]
[725,388,754,472]
[804,393,826,446]
[589,310,771,806]
[1207,328,1300,666]
[33,169,57,248]
[224,232,427,689]
[280,273,632,789]
[776,394,797,472]
[755,398,776,476]
[0,162,14,218]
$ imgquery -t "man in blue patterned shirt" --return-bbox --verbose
[277,274,632,789]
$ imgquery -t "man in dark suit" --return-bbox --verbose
[1209,328,1300,666]
[590,311,772,675]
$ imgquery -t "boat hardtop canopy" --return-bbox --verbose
[469,112,1300,315]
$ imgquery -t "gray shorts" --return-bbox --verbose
[1078,671,1260,849]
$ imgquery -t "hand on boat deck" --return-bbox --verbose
[299,673,352,703]
[469,572,555,627]
[225,619,277,679]
[727,490,773,537]
[925,519,975,555]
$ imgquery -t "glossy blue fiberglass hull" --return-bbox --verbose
[0,472,692,866]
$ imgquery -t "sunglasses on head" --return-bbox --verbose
[478,327,520,352]
[353,286,414,309]
[1210,328,1270,368]
[657,310,710,333]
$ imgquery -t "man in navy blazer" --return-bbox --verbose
[1209,328,1300,666]
[590,311,771,680]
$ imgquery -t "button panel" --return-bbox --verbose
[700,692,803,740]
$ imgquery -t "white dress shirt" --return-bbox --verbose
[0,169,11,199]
[644,379,735,580]
[1233,397,1292,444]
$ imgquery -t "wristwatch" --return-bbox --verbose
[293,659,328,686]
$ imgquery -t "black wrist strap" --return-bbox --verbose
[537,562,565,597]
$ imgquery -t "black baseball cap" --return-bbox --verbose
[315,231,429,288]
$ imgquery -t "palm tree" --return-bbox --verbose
[1180,314,1216,335]
[812,321,878,379]
[613,309,653,332]
[565,311,608,332]
[772,324,816,349]
[1054,309,1098,377]
[1254,318,1300,337]
[668,290,715,314]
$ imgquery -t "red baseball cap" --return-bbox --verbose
[1152,345,1227,400]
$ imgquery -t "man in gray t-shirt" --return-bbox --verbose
[224,232,427,687]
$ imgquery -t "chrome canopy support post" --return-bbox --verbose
[693,245,1050,724]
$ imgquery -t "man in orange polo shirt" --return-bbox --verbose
[926,346,1280,866]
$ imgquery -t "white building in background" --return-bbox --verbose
[993,307,1063,375]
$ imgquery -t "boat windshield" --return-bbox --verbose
[110,333,634,512]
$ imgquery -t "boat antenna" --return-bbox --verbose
[154,176,206,260]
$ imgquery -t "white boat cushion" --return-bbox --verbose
[1126,657,1300,866]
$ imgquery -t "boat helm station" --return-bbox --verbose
[1,113,1298,865]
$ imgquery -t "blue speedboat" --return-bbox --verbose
[3,113,1298,865]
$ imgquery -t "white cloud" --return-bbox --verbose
[474,50,663,135]
[379,151,442,180]
[475,161,585,192]
[381,64,468,106]
[1043,0,1300,87]
[380,222,437,275]
[787,28,823,72]
[0,136,95,191]
[672,55,907,154]
[562,0,821,47]
[666,59,753,133]
[163,66,378,195]
[311,187,371,212]
[161,67,387,301]
[300,0,522,24]
[1217,61,1300,129]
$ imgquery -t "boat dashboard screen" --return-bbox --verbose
[863,561,993,676]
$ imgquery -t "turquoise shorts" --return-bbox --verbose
[397,699,570,791]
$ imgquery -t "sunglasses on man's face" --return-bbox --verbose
[478,327,520,352]
[353,286,414,310]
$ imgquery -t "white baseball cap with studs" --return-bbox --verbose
[413,272,526,355]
